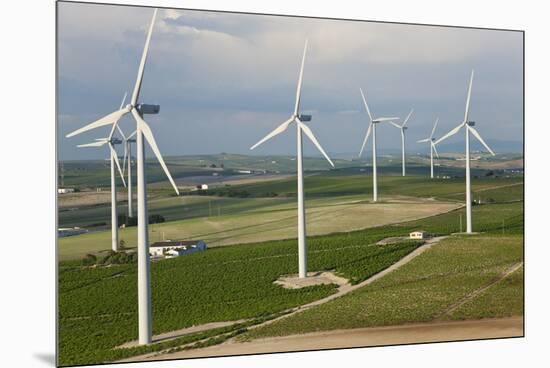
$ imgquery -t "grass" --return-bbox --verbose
[244,233,523,340]
[203,174,522,201]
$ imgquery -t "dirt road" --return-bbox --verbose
[143,316,522,361]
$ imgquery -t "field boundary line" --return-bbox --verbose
[436,261,524,319]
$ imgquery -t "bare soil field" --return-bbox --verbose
[142,316,522,361]
[58,190,138,208]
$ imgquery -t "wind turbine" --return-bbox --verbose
[417,117,440,179]
[66,9,178,345]
[250,39,334,279]
[77,121,126,252]
[388,109,414,176]
[119,127,137,218]
[435,70,495,233]
[358,88,399,201]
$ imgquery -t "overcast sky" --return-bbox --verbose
[57,2,523,160]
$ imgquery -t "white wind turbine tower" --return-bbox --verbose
[250,39,334,279]
[417,118,440,179]
[435,70,495,233]
[119,128,137,218]
[358,88,399,202]
[388,109,414,176]
[66,9,179,345]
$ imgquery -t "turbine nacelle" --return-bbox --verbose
[298,114,312,122]
[137,103,160,115]
[466,121,475,126]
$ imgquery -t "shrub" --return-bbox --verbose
[81,254,97,266]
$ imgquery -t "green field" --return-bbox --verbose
[202,173,522,201]
[58,174,522,228]
[58,174,523,261]
[244,233,523,339]
[59,234,420,365]
[58,168,523,366]
[59,197,523,366]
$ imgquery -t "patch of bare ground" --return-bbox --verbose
[117,320,250,349]
[274,272,348,289]
[141,317,523,361]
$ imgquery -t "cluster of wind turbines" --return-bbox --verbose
[64,8,495,345]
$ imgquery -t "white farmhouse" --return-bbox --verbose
[409,231,427,240]
[149,240,207,259]
[58,188,75,194]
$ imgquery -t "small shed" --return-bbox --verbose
[409,231,427,240]
[149,240,207,258]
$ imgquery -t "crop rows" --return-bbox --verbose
[58,201,523,366]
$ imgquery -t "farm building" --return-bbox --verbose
[196,184,208,190]
[58,187,75,194]
[149,240,207,259]
[409,231,428,240]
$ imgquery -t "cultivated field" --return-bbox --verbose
[244,233,523,339]
[58,195,460,260]
[57,166,523,366]
[58,197,523,366]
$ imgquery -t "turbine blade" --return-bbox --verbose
[297,119,334,167]
[431,142,440,158]
[468,125,495,156]
[109,142,127,187]
[388,121,402,129]
[417,138,430,143]
[132,109,179,195]
[107,120,118,140]
[131,9,158,106]
[463,70,474,124]
[250,117,294,150]
[119,92,127,110]
[402,109,414,127]
[359,88,373,122]
[122,141,128,176]
[77,140,108,148]
[359,123,372,157]
[373,117,400,122]
[116,123,127,140]
[66,108,128,138]
[434,123,462,145]
[430,118,439,139]
[293,39,308,116]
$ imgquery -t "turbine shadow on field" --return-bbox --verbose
[33,353,56,366]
